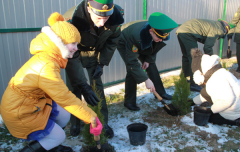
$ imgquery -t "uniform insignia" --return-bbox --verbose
[102,4,109,10]
[116,25,121,31]
[234,12,238,17]
[119,9,124,16]
[132,45,138,53]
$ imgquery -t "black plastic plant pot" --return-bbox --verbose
[127,123,148,146]
[194,107,211,126]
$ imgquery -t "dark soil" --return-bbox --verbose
[142,106,226,151]
[80,143,115,152]
[142,107,182,128]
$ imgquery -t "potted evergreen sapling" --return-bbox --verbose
[81,82,114,152]
[171,71,192,115]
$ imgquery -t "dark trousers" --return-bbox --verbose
[85,66,108,123]
[66,51,108,124]
[236,43,240,67]
[81,51,108,124]
[209,113,237,126]
[177,33,198,83]
[125,62,166,105]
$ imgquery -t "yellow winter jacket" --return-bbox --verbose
[0,30,96,139]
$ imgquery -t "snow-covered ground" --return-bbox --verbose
[103,69,240,152]
[1,67,240,151]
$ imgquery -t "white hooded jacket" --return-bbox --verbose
[193,54,240,121]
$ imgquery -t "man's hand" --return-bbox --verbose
[78,83,100,106]
[145,78,155,92]
[90,117,103,136]
[92,63,104,79]
[142,62,149,70]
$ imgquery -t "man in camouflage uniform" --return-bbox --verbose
[117,12,178,111]
[228,6,240,73]
[176,18,235,92]
[64,0,124,138]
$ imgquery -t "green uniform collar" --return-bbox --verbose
[140,23,153,50]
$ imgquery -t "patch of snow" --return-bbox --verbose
[1,68,240,151]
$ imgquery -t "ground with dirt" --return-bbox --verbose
[1,57,240,152]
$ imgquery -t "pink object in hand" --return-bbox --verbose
[90,117,103,136]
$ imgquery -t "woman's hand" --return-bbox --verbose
[90,117,103,136]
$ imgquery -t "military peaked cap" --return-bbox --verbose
[149,12,178,38]
[88,0,114,17]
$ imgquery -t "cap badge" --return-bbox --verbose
[102,5,109,10]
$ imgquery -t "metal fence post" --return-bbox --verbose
[143,0,147,20]
[219,0,227,58]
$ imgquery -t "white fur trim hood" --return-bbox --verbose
[201,54,220,75]
[41,26,69,59]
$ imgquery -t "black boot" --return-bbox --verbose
[70,114,81,136]
[104,124,114,139]
[190,83,202,92]
[190,76,202,92]
[161,93,172,100]
[124,103,140,111]
[236,67,240,73]
[48,145,73,152]
[20,141,46,152]
[235,118,240,126]
[154,93,172,100]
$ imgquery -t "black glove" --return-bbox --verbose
[78,83,100,106]
[92,63,104,79]
[194,106,212,114]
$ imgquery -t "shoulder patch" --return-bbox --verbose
[116,25,121,31]
[132,45,138,53]
[234,12,238,17]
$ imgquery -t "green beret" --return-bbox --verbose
[94,0,113,4]
[88,0,114,17]
[149,12,178,33]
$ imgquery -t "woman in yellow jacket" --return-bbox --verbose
[0,12,102,152]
